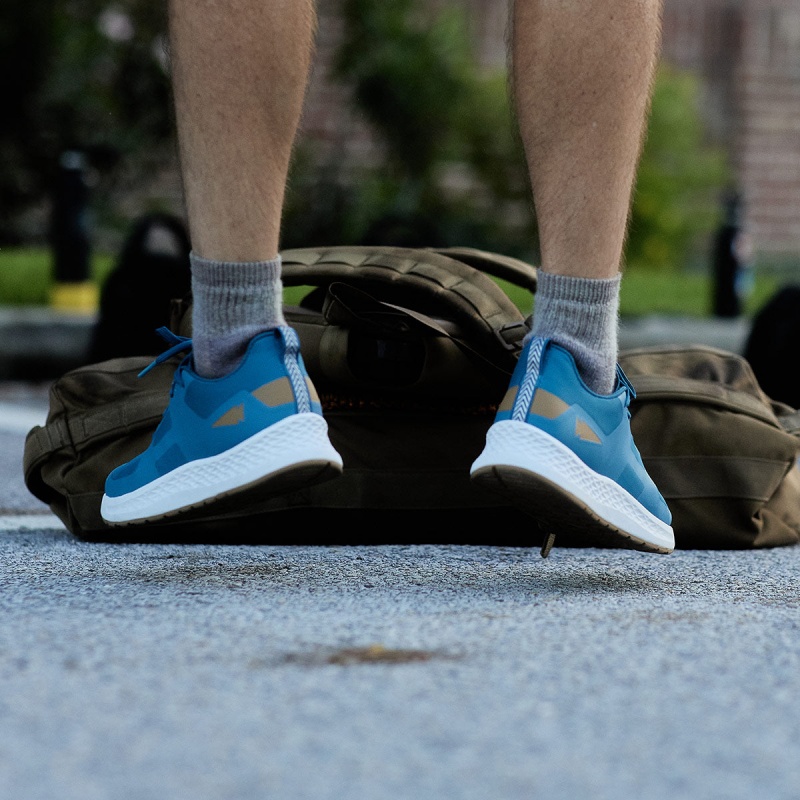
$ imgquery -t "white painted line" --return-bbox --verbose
[0,402,48,435]
[0,513,65,532]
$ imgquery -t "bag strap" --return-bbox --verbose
[321,281,518,380]
[280,245,536,364]
[629,373,796,430]
[23,388,169,461]
[428,246,537,293]
[22,357,173,506]
[24,418,71,472]
[621,345,800,436]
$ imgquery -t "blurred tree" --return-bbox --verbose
[283,0,536,257]
[335,0,473,182]
[627,63,731,271]
[42,2,172,156]
[0,0,58,243]
[0,0,174,244]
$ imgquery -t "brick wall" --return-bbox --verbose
[737,1,800,264]
[662,0,800,266]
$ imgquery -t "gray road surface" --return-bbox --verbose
[1,382,799,800]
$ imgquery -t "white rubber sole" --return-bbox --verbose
[101,413,343,525]
[471,420,675,553]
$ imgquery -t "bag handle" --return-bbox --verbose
[629,374,791,427]
[428,246,537,293]
[322,282,522,379]
[280,245,535,366]
[281,244,536,300]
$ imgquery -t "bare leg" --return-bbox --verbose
[169,0,316,262]
[512,0,662,279]
[168,0,318,376]
[510,0,662,392]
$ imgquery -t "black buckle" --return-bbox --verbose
[494,319,530,352]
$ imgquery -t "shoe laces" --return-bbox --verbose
[278,325,313,414]
[615,365,636,404]
[514,336,546,422]
[137,327,193,386]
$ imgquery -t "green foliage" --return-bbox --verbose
[333,0,472,180]
[626,64,731,271]
[43,2,172,153]
[618,270,778,318]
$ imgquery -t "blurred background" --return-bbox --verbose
[1,0,799,355]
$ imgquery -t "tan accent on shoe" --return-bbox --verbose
[213,403,245,427]
[575,418,601,444]
[306,377,320,404]
[530,388,569,419]
[497,386,518,413]
[252,377,294,407]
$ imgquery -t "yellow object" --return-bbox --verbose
[49,281,99,314]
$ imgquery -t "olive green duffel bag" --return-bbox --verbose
[620,343,800,549]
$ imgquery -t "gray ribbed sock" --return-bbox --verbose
[189,252,286,378]
[526,270,621,394]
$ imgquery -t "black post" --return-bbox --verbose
[50,150,97,312]
[711,190,753,318]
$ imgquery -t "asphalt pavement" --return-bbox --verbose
[3,311,800,800]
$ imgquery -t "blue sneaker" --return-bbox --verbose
[470,336,674,553]
[101,325,343,525]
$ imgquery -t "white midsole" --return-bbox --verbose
[101,413,342,523]
[471,420,674,550]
